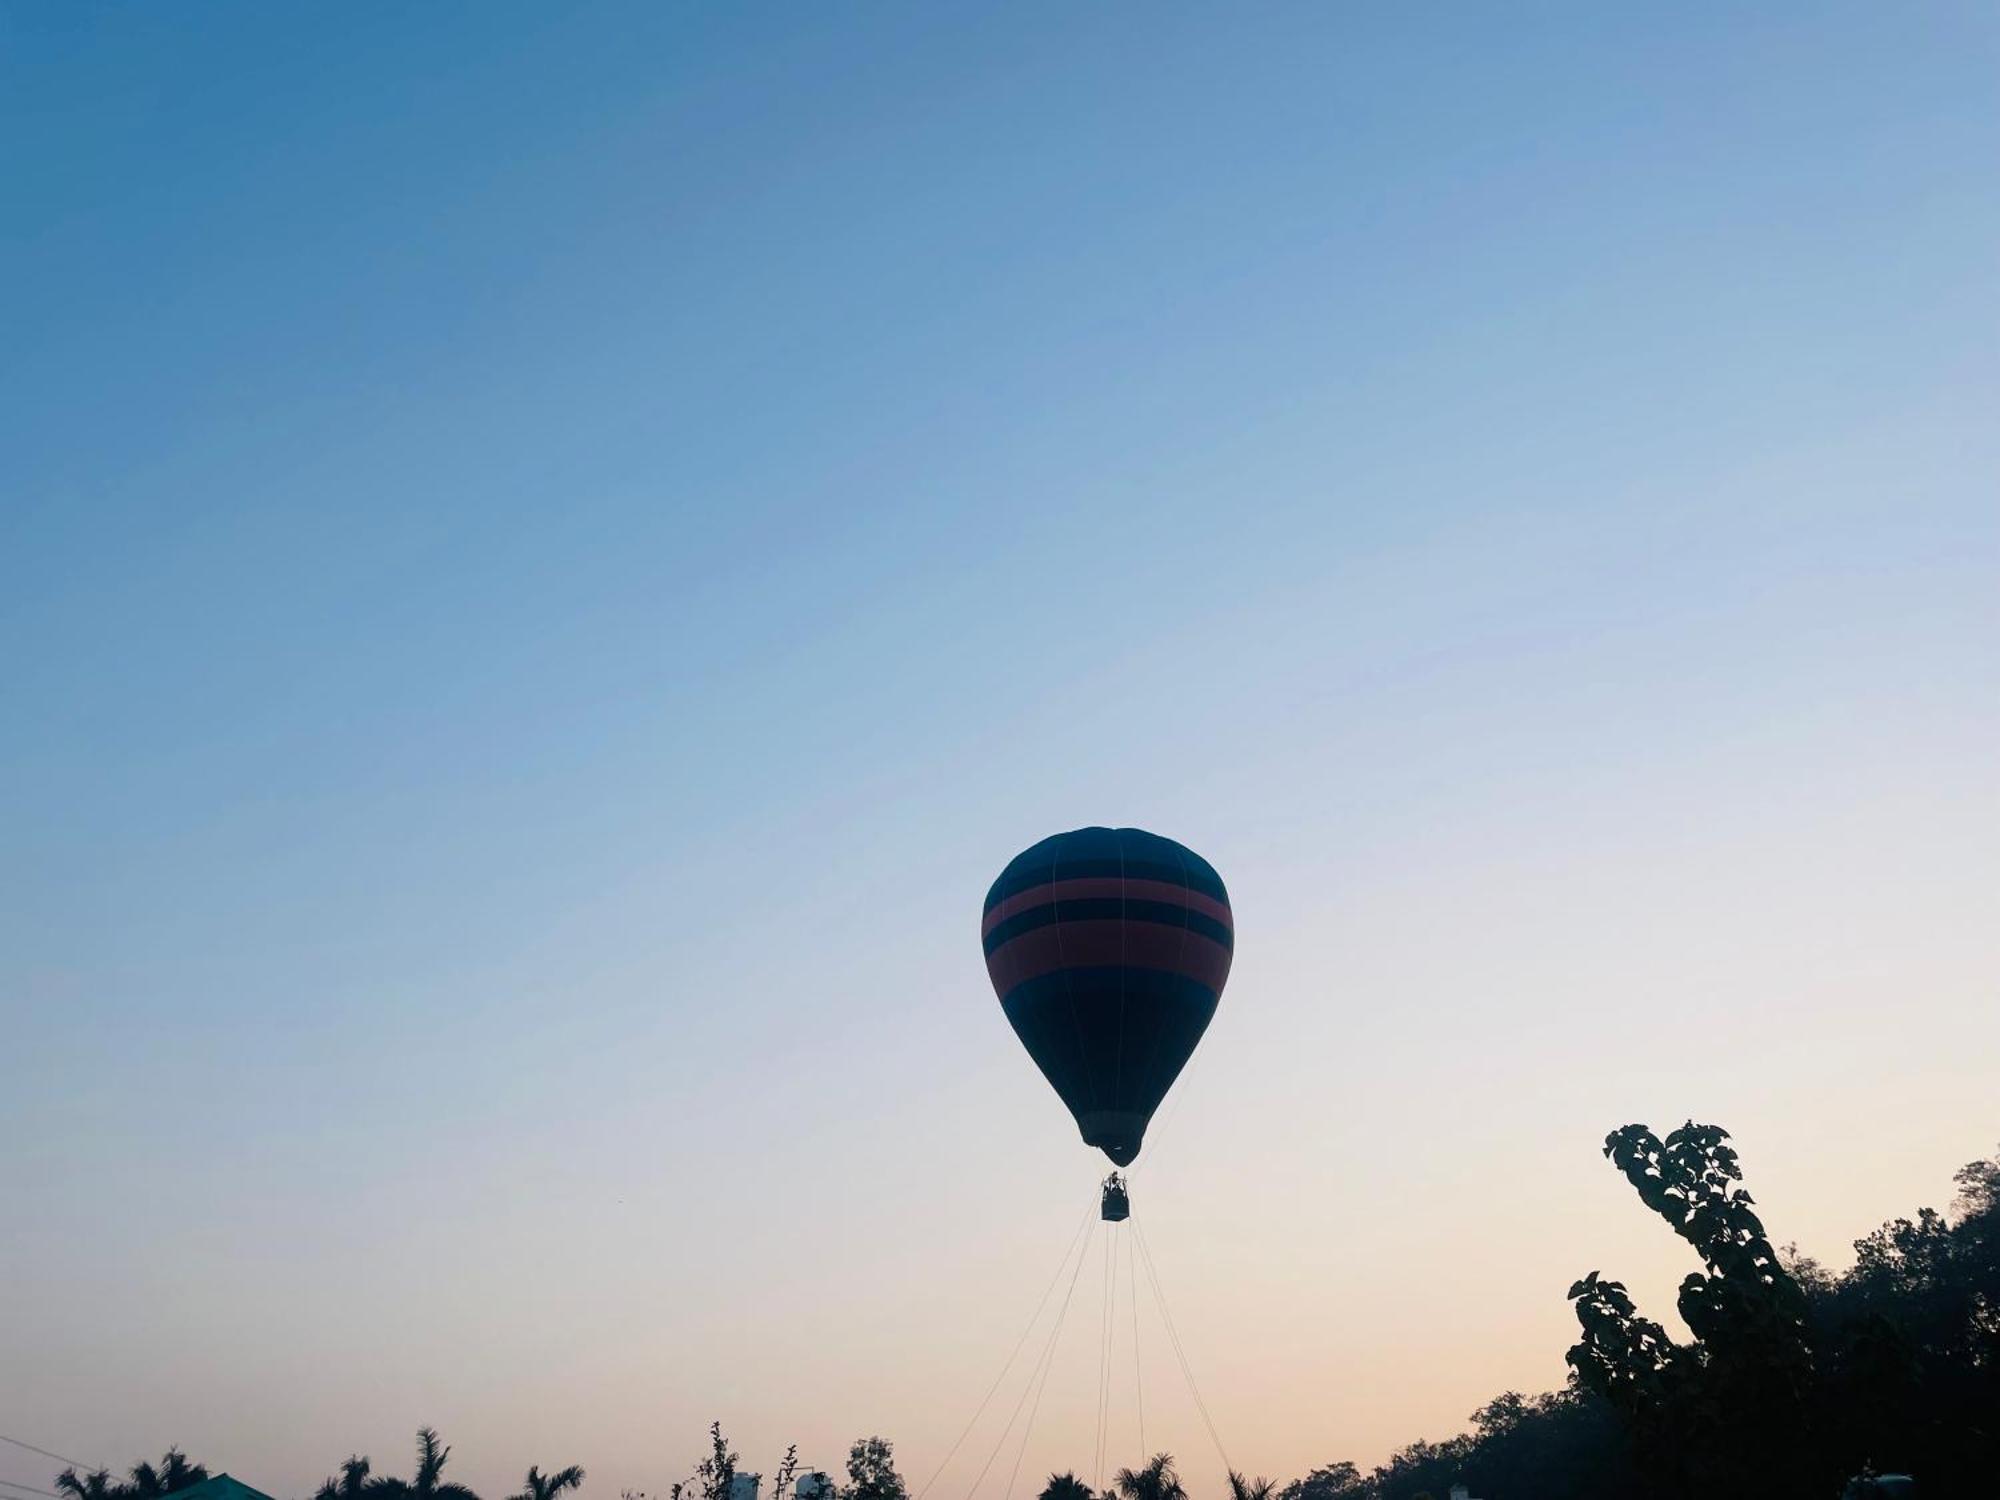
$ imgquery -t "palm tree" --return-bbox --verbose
[509,1468,585,1500]
[1111,1456,1184,1500]
[59,1452,208,1500]
[56,1472,121,1500]
[316,1457,375,1500]
[1038,1476,1093,1500]
[131,1452,210,1500]
[368,1429,481,1500]
[1226,1475,1274,1500]
[159,1455,209,1496]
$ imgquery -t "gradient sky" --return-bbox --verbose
[4,5,1997,1499]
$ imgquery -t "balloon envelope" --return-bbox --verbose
[981,827,1232,1166]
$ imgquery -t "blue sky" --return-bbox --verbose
[4,5,1997,1497]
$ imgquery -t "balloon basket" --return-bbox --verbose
[1100,1172,1130,1222]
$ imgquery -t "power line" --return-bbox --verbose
[1,1480,66,1499]
[0,1441,99,1478]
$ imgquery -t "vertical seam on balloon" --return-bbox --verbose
[1052,829,1099,1115]
[1131,835,1196,1147]
[1169,837,1192,989]
[1159,838,1195,1073]
[1115,826,1128,1107]
[1144,836,1184,1096]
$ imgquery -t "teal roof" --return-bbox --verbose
[167,1476,278,1500]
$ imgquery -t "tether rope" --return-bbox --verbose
[999,1225,1089,1500]
[1128,1226,1146,1461]
[918,1199,1095,1500]
[1092,1228,1114,1488]
[964,1213,1097,1500]
[1131,1213,1231,1474]
[1101,1225,1121,1484]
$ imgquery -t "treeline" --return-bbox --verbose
[54,1431,581,1500]
[55,1451,212,1500]
[1131,1124,1998,1500]
[52,1427,904,1500]
[53,1124,1997,1500]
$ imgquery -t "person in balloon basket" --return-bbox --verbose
[1101,1172,1130,1222]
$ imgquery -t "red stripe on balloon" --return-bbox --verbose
[984,923,1232,993]
[980,878,1232,936]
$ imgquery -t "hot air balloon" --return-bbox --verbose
[981,827,1232,1207]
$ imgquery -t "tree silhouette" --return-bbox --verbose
[1557,1126,2000,1495]
[1110,1455,1183,1500]
[55,1473,120,1500]
[366,1429,481,1500]
[649,1423,807,1500]
[1274,1464,1363,1500]
[1452,1388,1631,1500]
[510,1469,585,1500]
[130,1453,209,1500]
[1566,1122,1818,1498]
[316,1457,374,1500]
[1226,1473,1274,1500]
[1808,1142,2000,1492]
[1036,1474,1093,1500]
[58,1450,209,1500]
[766,1448,799,1500]
[670,1422,737,1500]
[842,1439,904,1500]
[1366,1438,1468,1500]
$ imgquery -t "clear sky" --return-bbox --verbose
[4,5,1997,1499]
